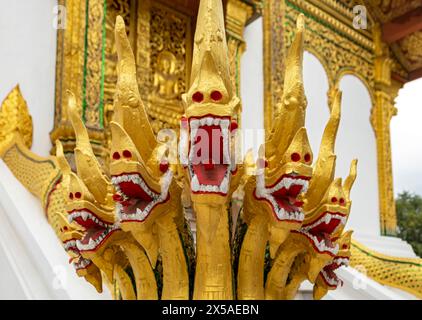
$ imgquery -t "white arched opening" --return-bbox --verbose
[303,51,330,153]
[391,78,422,196]
[303,53,380,237]
[337,75,379,237]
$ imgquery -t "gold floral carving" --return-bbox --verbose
[146,3,191,132]
[226,0,254,124]
[397,31,422,68]
[104,0,132,122]
[51,0,86,154]
[84,0,106,129]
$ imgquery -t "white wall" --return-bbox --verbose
[0,0,57,157]
[303,54,380,237]
[241,17,264,159]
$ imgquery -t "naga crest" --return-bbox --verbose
[180,0,240,206]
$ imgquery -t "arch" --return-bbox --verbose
[336,68,375,107]
[337,74,380,236]
[390,78,422,197]
[304,46,335,87]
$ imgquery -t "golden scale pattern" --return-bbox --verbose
[350,240,422,299]
[2,144,60,210]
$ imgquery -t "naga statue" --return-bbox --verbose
[0,0,357,300]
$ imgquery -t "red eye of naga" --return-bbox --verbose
[230,121,238,131]
[69,192,74,200]
[340,198,345,205]
[291,153,301,162]
[211,90,223,101]
[113,152,121,160]
[192,91,204,103]
[160,161,169,173]
[304,153,311,162]
[75,192,82,199]
[331,197,338,203]
[123,150,132,158]
[63,226,68,231]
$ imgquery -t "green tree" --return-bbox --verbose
[395,191,422,257]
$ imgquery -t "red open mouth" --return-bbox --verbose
[63,239,79,255]
[111,173,168,222]
[188,115,234,195]
[320,256,349,288]
[68,209,119,252]
[296,212,346,255]
[255,174,310,222]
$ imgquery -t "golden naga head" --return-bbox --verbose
[180,0,240,203]
[54,144,103,293]
[292,90,342,255]
[285,88,356,282]
[313,230,353,300]
[58,94,124,259]
[298,160,357,260]
[244,14,313,231]
[109,16,181,231]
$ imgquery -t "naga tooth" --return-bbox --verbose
[89,238,96,248]
[206,117,213,126]
[81,211,88,221]
[220,119,229,129]
[284,178,293,189]
[191,175,200,192]
[220,176,229,194]
[278,207,286,219]
[325,214,332,225]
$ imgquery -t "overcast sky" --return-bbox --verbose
[391,78,422,196]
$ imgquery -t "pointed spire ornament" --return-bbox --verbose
[67,91,113,206]
[267,14,307,160]
[304,90,342,211]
